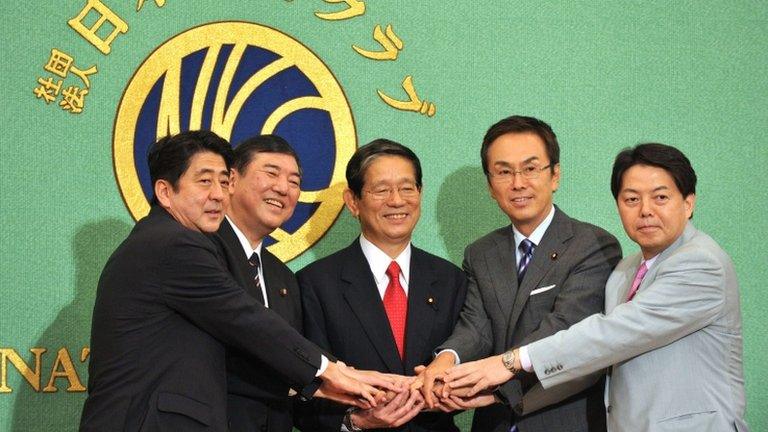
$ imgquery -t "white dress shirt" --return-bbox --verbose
[359,234,411,298]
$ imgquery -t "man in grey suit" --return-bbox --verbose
[417,116,622,432]
[444,143,748,431]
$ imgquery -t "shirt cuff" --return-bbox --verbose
[519,346,533,372]
[316,354,329,377]
[436,349,460,365]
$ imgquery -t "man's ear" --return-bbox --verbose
[154,180,173,209]
[343,189,359,217]
[229,169,239,196]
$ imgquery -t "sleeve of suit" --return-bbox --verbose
[498,229,621,409]
[527,246,725,389]
[158,230,324,394]
[294,269,348,431]
[435,245,495,363]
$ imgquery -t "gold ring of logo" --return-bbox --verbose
[114,21,356,261]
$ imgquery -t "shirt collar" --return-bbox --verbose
[225,215,263,260]
[359,234,411,287]
[642,255,659,270]
[512,205,556,249]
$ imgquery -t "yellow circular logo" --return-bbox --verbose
[114,21,356,261]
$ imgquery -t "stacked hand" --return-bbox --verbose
[315,361,398,408]
[350,379,425,429]
[414,351,520,412]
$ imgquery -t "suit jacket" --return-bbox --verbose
[210,218,303,432]
[80,206,323,432]
[295,239,467,432]
[438,207,621,432]
[527,223,748,432]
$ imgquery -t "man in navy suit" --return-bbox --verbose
[209,135,310,432]
[296,139,467,431]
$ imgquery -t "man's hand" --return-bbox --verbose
[351,387,424,429]
[413,351,456,408]
[444,391,496,410]
[443,354,513,397]
[316,361,393,408]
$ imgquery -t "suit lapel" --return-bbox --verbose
[340,242,404,374]
[217,219,260,299]
[631,222,696,298]
[506,209,573,340]
[486,226,518,324]
[610,254,642,311]
[404,247,437,373]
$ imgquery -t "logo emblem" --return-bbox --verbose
[114,21,356,261]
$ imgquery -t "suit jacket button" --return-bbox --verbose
[607,406,612,414]
[280,288,288,297]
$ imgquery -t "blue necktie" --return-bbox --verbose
[517,239,535,283]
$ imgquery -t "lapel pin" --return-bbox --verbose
[550,252,558,260]
[427,297,435,305]
[279,288,288,297]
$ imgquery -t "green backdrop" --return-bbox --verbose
[1,1,766,430]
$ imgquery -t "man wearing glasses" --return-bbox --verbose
[417,116,621,432]
[296,139,467,431]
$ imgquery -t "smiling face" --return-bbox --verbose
[486,132,560,236]
[155,151,230,233]
[344,155,421,258]
[227,152,301,245]
[617,164,695,259]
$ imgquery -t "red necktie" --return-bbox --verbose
[384,261,408,360]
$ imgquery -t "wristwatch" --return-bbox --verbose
[501,349,522,374]
[342,407,363,432]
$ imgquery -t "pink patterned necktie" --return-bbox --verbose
[626,262,648,301]
[383,261,408,359]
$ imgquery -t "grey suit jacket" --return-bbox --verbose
[528,223,748,432]
[438,207,622,432]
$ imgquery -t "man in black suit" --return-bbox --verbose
[208,135,308,432]
[417,116,622,432]
[80,131,391,432]
[296,139,468,431]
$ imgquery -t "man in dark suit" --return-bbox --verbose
[296,139,467,431]
[417,116,622,432]
[80,131,391,432]
[208,135,307,432]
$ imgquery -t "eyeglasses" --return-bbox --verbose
[489,164,552,183]
[364,184,420,200]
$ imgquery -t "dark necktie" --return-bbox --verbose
[383,261,408,360]
[248,252,266,305]
[517,239,535,283]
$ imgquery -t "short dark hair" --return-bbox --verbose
[232,134,302,175]
[611,143,697,200]
[346,139,422,198]
[147,130,233,204]
[481,115,560,178]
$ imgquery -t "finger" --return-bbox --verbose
[421,371,437,409]
[446,371,482,390]
[392,396,424,427]
[439,395,463,412]
[443,364,472,382]
[468,379,487,398]
[413,365,426,374]
[449,395,471,409]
